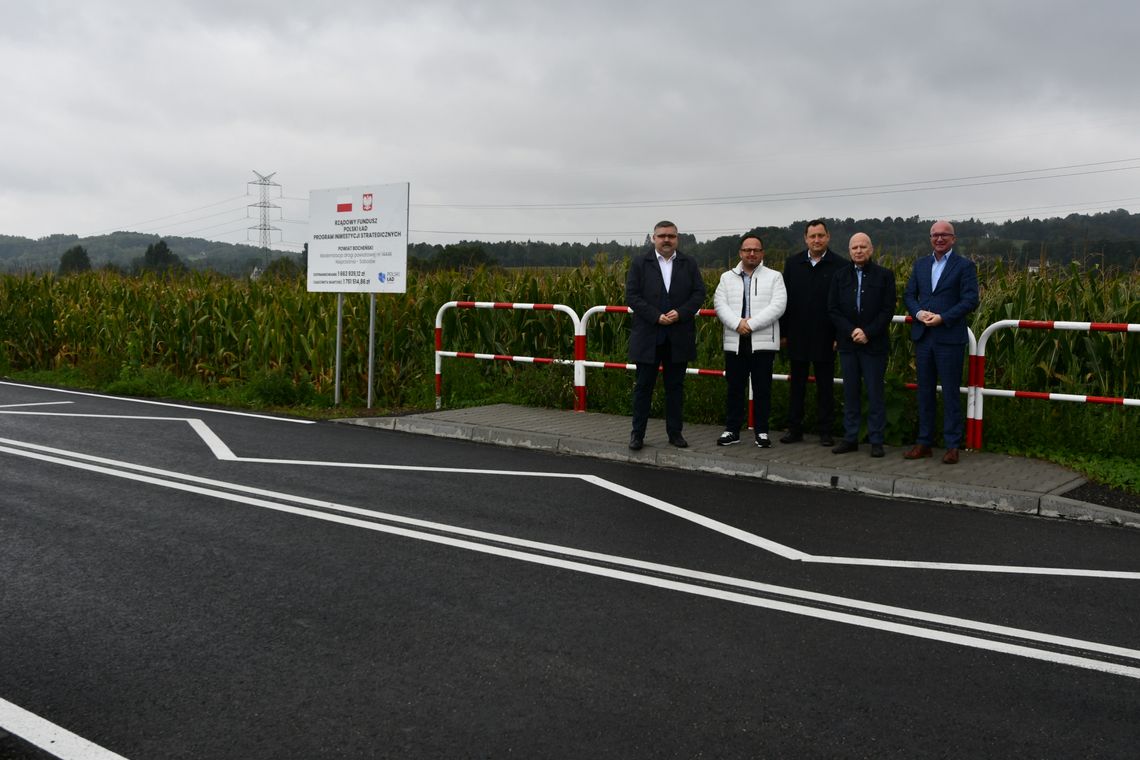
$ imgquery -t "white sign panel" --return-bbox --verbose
[307,182,409,293]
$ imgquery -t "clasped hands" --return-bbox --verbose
[915,310,943,327]
[657,309,681,326]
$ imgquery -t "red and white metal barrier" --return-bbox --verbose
[434,301,584,410]
[970,320,1140,449]
[890,315,981,447]
[578,305,727,378]
[433,302,1133,451]
[580,305,801,428]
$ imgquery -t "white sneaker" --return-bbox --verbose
[755,432,771,448]
[716,430,740,446]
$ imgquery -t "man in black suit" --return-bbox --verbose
[780,219,843,446]
[626,221,708,450]
[828,232,897,457]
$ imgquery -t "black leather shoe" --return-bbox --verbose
[629,433,644,451]
[819,434,835,447]
[668,434,688,448]
[779,431,803,444]
[870,444,885,458]
[832,440,858,454]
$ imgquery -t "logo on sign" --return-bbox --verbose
[363,193,373,212]
[336,196,352,213]
[378,272,386,283]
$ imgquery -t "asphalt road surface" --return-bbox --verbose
[2,381,1138,759]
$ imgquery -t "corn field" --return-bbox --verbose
[0,259,1136,459]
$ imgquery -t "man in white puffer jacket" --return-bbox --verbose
[713,233,788,448]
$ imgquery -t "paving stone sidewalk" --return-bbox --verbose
[338,404,1140,529]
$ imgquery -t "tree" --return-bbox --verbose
[439,242,499,270]
[58,245,91,275]
[134,240,185,275]
[262,255,303,280]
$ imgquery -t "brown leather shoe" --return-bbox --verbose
[942,448,960,464]
[903,444,933,459]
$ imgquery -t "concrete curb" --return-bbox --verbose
[336,414,1136,530]
[1039,494,1140,529]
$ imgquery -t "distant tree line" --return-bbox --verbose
[407,208,1140,272]
[2,231,286,277]
[6,208,1139,278]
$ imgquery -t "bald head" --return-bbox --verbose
[849,232,872,265]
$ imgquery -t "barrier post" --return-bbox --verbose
[973,319,1140,450]
[434,301,581,411]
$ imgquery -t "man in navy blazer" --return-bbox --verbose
[625,221,708,450]
[903,220,979,464]
[828,232,896,457]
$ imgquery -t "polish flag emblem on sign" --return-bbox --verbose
[362,193,373,212]
[336,196,353,213]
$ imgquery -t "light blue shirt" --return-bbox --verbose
[931,249,953,291]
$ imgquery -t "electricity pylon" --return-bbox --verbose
[248,170,281,268]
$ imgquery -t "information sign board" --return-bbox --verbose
[307,182,409,293]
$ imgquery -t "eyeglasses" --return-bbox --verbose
[930,233,954,239]
[740,248,763,253]
[655,233,678,239]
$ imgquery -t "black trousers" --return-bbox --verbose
[631,341,686,438]
[786,357,836,435]
[724,342,775,434]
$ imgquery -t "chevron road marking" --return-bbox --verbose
[1,408,1139,579]
[3,436,1140,681]
[0,696,129,760]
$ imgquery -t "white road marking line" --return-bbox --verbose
[186,419,237,460]
[0,401,73,409]
[3,416,1140,579]
[806,554,1140,578]
[2,442,1140,679]
[0,696,129,760]
[1,426,796,562]
[1,412,203,420]
[3,441,1140,676]
[581,474,807,560]
[0,381,313,423]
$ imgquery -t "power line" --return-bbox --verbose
[254,159,1140,213]
[134,206,250,233]
[943,196,1140,222]
[410,195,1140,241]
[82,195,250,236]
[409,158,1140,211]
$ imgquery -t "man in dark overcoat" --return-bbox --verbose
[625,220,708,450]
[828,232,897,457]
[780,219,844,446]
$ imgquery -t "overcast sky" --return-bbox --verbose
[2,0,1138,250]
